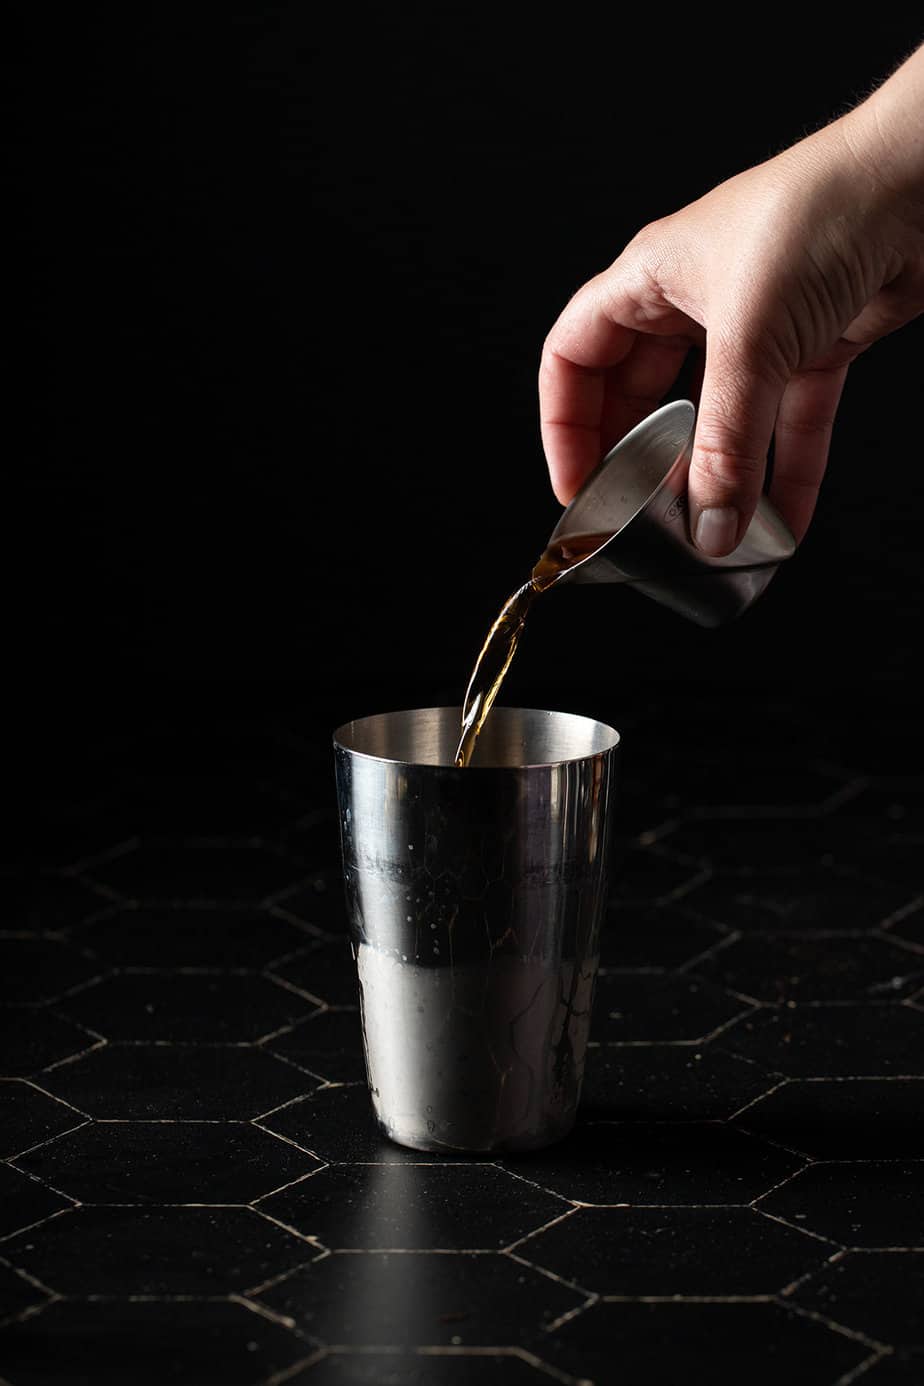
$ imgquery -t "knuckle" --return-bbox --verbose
[692,458,763,500]
[692,435,765,493]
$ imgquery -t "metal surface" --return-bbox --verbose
[333,706,620,1153]
[548,399,796,626]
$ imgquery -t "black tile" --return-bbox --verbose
[822,783,924,883]
[98,716,321,789]
[0,1260,50,1322]
[259,873,347,932]
[0,1163,72,1240]
[636,733,845,813]
[58,973,317,1042]
[657,818,849,872]
[0,1299,305,1385]
[10,688,924,1382]
[259,1165,566,1251]
[268,939,361,1008]
[0,1010,99,1080]
[522,1206,828,1295]
[74,905,311,968]
[114,775,304,838]
[255,1250,583,1346]
[723,1005,924,1078]
[267,1010,367,1084]
[598,904,726,971]
[501,1121,802,1206]
[2,1206,313,1294]
[580,1044,779,1121]
[682,866,913,932]
[692,934,923,1004]
[888,903,924,951]
[844,1352,924,1383]
[610,847,705,906]
[735,1079,924,1159]
[39,1044,318,1119]
[757,1162,924,1248]
[828,782,924,832]
[13,1121,323,1204]
[84,841,304,903]
[792,1251,924,1352]
[0,938,103,1005]
[840,835,924,893]
[259,1086,425,1164]
[0,871,115,933]
[290,1353,562,1384]
[542,1300,869,1386]
[0,1080,86,1160]
[275,809,342,870]
[610,773,680,842]
[29,804,135,876]
[590,974,751,1043]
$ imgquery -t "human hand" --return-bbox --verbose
[539,45,924,554]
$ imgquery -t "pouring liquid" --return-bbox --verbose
[454,532,613,768]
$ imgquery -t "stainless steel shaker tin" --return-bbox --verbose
[548,399,796,626]
[333,706,620,1153]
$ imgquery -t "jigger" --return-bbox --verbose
[548,399,796,626]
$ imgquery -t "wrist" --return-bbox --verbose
[837,44,924,227]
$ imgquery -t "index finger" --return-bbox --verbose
[539,287,636,504]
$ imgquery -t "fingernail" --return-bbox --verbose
[694,506,740,557]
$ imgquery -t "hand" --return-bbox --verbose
[539,45,924,554]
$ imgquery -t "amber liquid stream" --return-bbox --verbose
[454,532,613,767]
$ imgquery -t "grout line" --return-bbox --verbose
[0,1256,57,1299]
[841,1246,924,1259]
[600,1293,773,1303]
[777,1298,891,1352]
[734,1123,816,1161]
[249,1206,328,1249]
[3,1164,80,1207]
[503,1248,596,1301]
[5,1119,93,1163]
[1,1079,91,1119]
[752,1206,845,1249]
[0,1205,76,1246]
[725,1078,790,1121]
[428,1345,592,1385]
[229,1292,303,1335]
[250,1122,327,1162]
[37,1038,108,1075]
[241,1258,322,1299]
[832,1351,894,1386]
[261,1352,325,1386]
[489,1163,574,1206]
[261,972,328,1007]
[501,1206,581,1255]
[798,1074,924,1083]
[747,1161,813,1205]
[0,1295,59,1334]
[542,1293,599,1336]
[877,894,924,932]
[777,1248,846,1299]
[250,1167,328,1203]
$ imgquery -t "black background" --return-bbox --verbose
[11,10,924,751]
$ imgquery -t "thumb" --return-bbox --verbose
[688,341,785,557]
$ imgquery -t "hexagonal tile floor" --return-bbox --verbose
[3,686,923,1385]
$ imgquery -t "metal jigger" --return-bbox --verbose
[548,399,796,626]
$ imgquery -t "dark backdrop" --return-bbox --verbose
[10,10,924,753]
